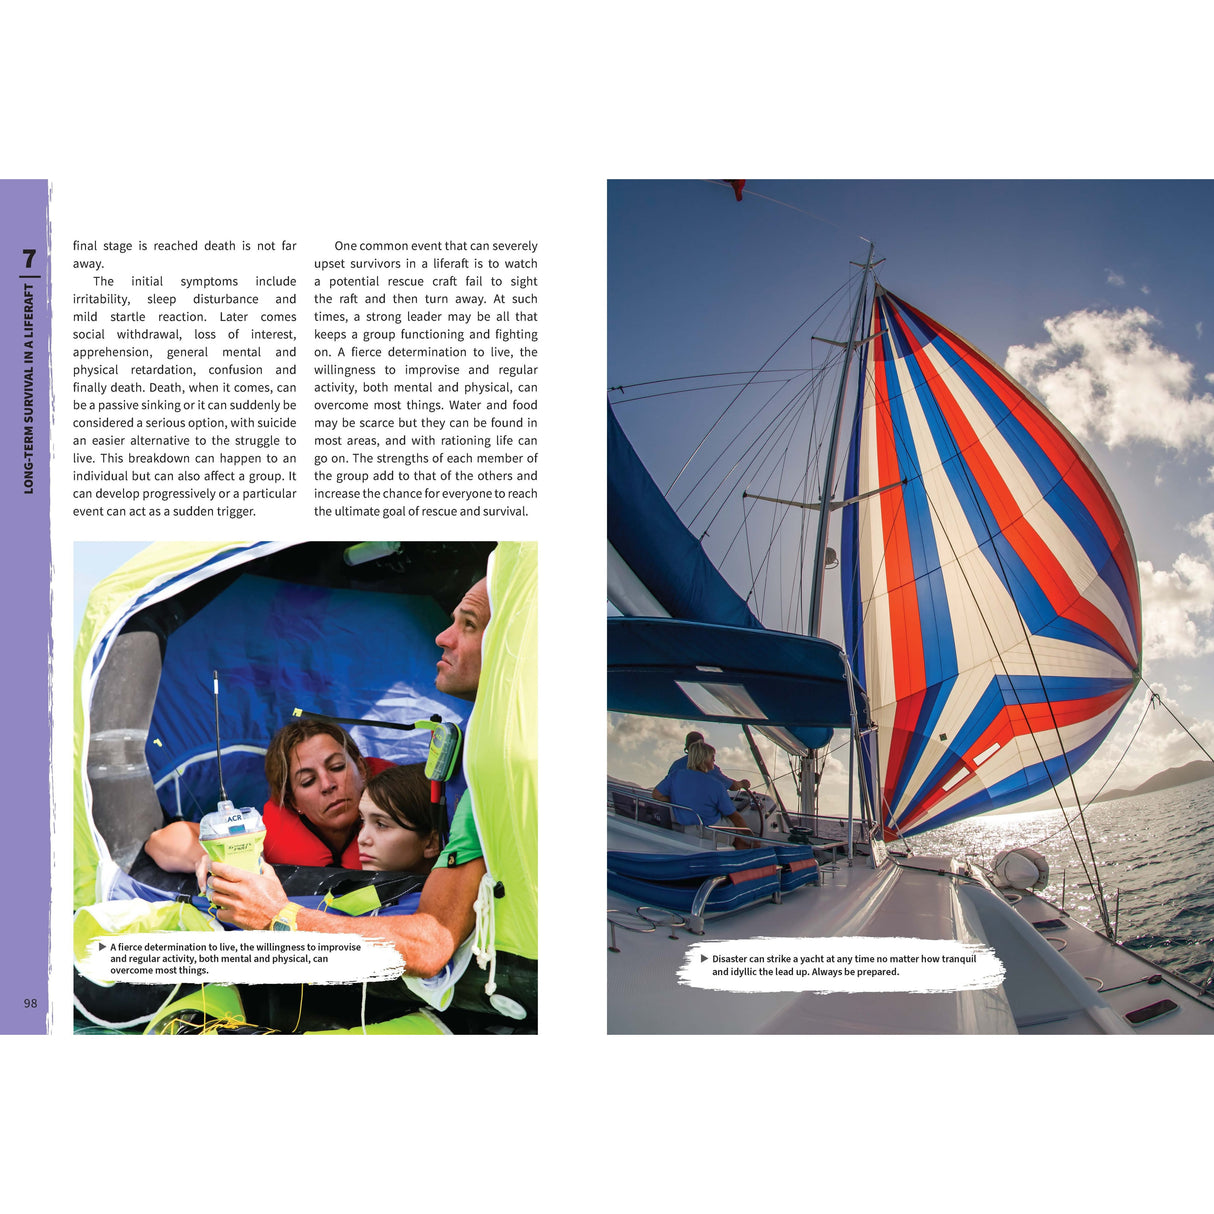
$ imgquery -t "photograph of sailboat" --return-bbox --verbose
[607,179,1214,1034]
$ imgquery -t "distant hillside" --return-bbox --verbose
[1095,759,1214,803]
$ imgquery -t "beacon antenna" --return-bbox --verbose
[213,670,233,812]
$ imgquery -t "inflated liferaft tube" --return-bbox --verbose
[991,847,1050,891]
[87,630,165,873]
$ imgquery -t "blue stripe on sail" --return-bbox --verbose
[905,724,1118,834]
[995,673,1132,700]
[885,295,934,359]
[863,296,1142,837]
[894,679,1008,825]
[891,673,1132,831]
[842,331,870,691]
[885,674,956,817]
[879,318,957,693]
[893,331,1127,668]
[941,344,1138,641]
[1037,609,1131,662]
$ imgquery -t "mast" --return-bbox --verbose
[807,242,878,637]
[801,244,878,826]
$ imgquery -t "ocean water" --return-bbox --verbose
[910,776,1214,987]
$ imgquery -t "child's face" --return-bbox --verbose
[356,791,439,872]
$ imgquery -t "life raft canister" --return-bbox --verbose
[991,847,1050,891]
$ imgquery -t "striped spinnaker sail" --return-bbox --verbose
[841,291,1142,839]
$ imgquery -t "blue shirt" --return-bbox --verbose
[665,755,733,788]
[654,768,736,826]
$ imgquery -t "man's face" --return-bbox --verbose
[435,578,489,700]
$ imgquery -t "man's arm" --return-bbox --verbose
[146,820,204,873]
[209,859,487,979]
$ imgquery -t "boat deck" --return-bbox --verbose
[608,816,1214,1034]
[1002,887,1214,1034]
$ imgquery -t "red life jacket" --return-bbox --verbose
[262,756,394,868]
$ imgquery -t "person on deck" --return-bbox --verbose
[208,577,496,980]
[653,740,753,841]
[666,730,752,792]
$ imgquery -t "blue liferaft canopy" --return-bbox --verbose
[608,617,868,746]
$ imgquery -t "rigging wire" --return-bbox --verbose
[634,271,857,631]
[728,354,841,627]
[679,372,816,522]
[662,278,855,497]
[1027,684,1154,848]
[695,375,822,565]
[1027,679,1214,852]
[609,369,812,392]
[608,376,803,406]
[702,179,861,239]
[1147,686,1214,764]
[708,294,858,626]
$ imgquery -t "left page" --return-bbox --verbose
[2,180,50,1032]
[22,165,593,1040]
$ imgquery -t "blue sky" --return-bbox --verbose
[608,180,1214,803]
[74,542,149,635]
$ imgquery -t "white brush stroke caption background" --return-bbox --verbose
[78,932,404,985]
[678,937,1005,994]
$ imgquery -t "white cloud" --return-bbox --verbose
[1140,284,1151,295]
[1130,514,1214,663]
[1188,512,1214,551]
[1084,683,1214,792]
[1106,269,1125,287]
[1197,322,1204,340]
[1139,553,1214,660]
[1006,308,1214,452]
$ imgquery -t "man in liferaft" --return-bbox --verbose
[208,578,493,980]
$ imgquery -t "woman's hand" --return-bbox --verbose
[208,861,288,930]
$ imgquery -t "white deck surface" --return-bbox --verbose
[607,816,1214,1034]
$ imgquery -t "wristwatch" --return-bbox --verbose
[270,902,301,932]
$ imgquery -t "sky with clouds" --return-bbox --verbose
[608,180,1214,811]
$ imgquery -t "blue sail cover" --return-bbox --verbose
[608,617,866,730]
[842,291,1142,838]
[608,405,762,628]
[608,406,833,750]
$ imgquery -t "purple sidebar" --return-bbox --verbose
[2,181,50,1032]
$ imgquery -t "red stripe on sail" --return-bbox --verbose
[896,296,1141,649]
[905,342,1136,671]
[883,690,926,811]
[873,308,927,703]
[964,684,1130,761]
[892,684,1131,835]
